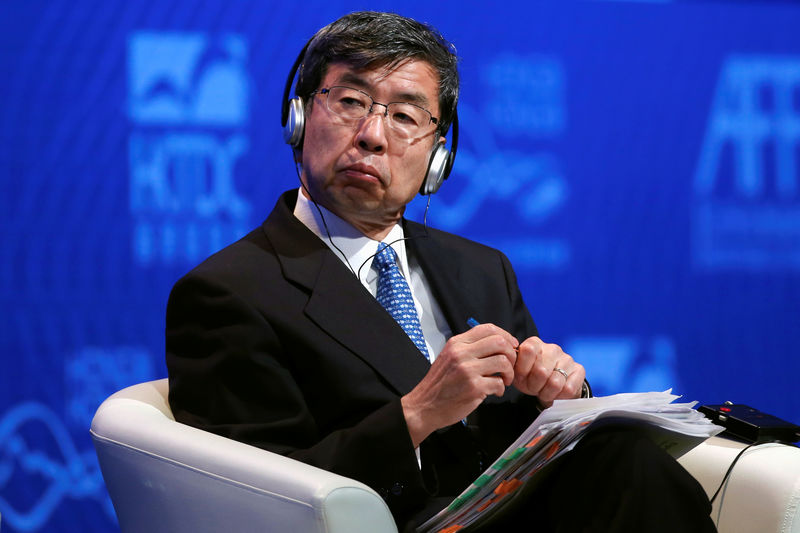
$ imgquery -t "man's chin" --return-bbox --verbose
[333,186,383,210]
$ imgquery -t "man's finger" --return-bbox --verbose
[461,322,518,349]
[474,354,515,387]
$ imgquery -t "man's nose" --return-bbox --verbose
[354,105,389,153]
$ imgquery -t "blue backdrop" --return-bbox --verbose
[1,1,799,531]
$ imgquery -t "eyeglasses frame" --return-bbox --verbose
[311,85,440,137]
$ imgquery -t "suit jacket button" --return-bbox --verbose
[391,482,403,496]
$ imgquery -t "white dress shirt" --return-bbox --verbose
[293,188,452,362]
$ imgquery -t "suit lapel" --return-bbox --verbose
[263,191,431,396]
[405,221,480,337]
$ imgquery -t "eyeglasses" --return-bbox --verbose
[312,85,439,140]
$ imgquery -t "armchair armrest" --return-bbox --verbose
[91,379,398,533]
[678,436,800,533]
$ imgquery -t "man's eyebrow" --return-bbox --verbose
[336,71,370,89]
[394,90,431,108]
[334,71,433,108]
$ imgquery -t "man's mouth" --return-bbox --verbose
[341,163,384,184]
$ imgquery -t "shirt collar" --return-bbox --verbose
[293,188,410,285]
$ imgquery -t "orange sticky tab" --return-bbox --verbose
[437,526,464,533]
[494,478,523,497]
[545,441,561,460]
[525,434,544,448]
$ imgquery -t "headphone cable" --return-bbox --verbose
[295,162,356,276]
[708,438,795,506]
[708,442,756,505]
[294,162,431,281]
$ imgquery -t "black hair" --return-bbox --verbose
[296,11,459,137]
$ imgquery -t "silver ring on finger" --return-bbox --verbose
[554,367,569,380]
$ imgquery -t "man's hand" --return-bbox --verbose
[513,336,585,408]
[401,323,518,447]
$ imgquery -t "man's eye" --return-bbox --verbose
[391,110,420,126]
[339,96,366,109]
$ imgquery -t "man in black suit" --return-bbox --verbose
[167,11,716,532]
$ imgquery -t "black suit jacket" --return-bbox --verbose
[166,190,542,528]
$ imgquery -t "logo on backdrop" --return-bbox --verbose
[565,336,680,396]
[409,55,570,269]
[693,55,800,270]
[0,346,153,531]
[128,32,252,266]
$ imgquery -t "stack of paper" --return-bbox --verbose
[418,390,724,533]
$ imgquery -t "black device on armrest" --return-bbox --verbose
[699,403,800,444]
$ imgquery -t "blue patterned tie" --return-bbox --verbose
[374,243,429,360]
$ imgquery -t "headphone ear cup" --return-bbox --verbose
[283,97,305,147]
[420,141,452,195]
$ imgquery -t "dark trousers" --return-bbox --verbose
[413,427,717,532]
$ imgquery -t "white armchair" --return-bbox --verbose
[91,380,800,533]
[678,434,800,532]
[90,379,397,533]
